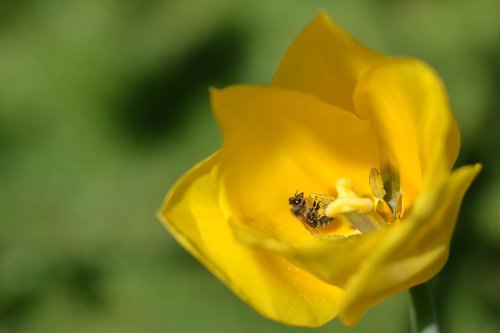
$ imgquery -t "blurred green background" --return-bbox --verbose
[1,0,499,332]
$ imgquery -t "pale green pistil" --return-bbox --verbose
[324,178,387,233]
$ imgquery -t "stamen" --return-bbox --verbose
[369,168,386,199]
[375,198,394,222]
[380,167,402,216]
[344,212,385,234]
[393,192,403,219]
[368,167,405,224]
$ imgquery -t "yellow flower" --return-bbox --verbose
[158,13,481,327]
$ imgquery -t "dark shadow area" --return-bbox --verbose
[0,1,26,27]
[0,257,105,331]
[0,127,11,175]
[58,259,105,308]
[0,259,48,332]
[0,287,42,332]
[116,23,248,147]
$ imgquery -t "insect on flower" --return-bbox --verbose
[159,12,481,328]
[289,191,333,229]
[288,191,307,217]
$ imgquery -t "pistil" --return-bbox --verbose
[324,178,387,233]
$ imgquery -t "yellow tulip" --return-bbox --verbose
[158,13,481,327]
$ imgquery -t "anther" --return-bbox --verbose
[369,167,386,199]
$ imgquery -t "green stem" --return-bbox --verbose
[409,282,440,333]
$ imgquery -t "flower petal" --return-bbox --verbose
[158,152,344,327]
[232,164,480,326]
[353,58,461,208]
[272,12,384,112]
[211,85,379,243]
[338,163,481,326]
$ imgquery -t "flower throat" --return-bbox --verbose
[289,168,403,239]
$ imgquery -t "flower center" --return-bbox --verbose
[288,168,402,240]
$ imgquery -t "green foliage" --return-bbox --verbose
[0,0,499,332]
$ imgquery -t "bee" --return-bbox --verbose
[288,191,333,229]
[288,191,307,217]
[306,199,333,228]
